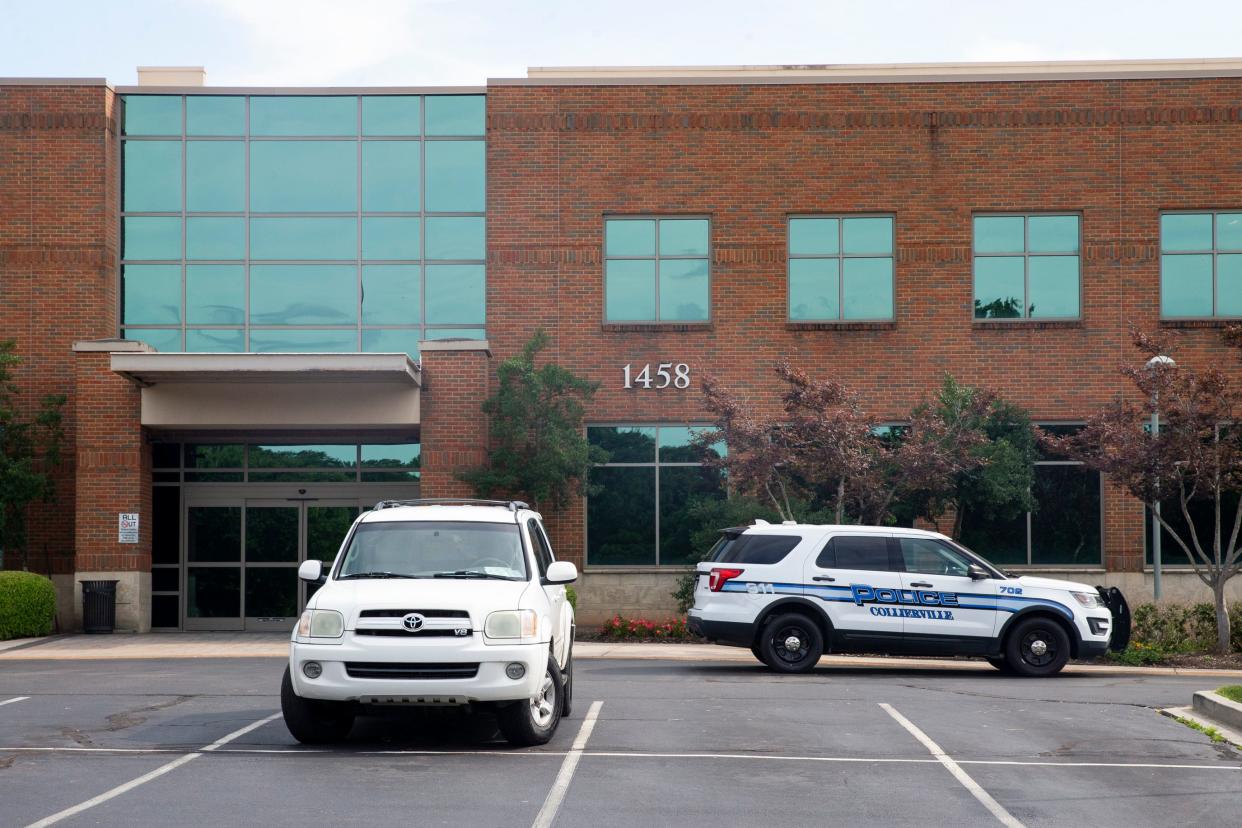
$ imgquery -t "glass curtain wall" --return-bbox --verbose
[120,93,486,357]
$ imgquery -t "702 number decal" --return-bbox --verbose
[999,586,1023,595]
[623,362,690,390]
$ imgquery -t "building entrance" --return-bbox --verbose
[181,485,417,631]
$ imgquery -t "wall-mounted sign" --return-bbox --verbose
[118,513,139,544]
[622,362,691,390]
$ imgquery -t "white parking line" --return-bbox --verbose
[0,696,30,707]
[532,701,603,828]
[24,713,280,828]
[880,703,1026,828]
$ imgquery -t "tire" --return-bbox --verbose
[757,613,824,674]
[985,656,1015,674]
[497,656,563,746]
[561,642,574,719]
[1003,617,1071,677]
[750,644,770,667]
[280,666,355,744]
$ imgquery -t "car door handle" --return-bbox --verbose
[812,575,836,582]
[909,581,934,588]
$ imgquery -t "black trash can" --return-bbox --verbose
[82,580,118,634]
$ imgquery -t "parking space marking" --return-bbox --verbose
[0,696,30,707]
[880,702,1026,828]
[24,713,280,828]
[532,700,604,828]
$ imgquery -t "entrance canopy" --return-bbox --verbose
[111,352,421,431]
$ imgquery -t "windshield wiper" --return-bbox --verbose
[338,571,423,580]
[432,570,517,580]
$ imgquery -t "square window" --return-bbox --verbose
[972,215,1080,320]
[123,217,181,260]
[1160,212,1242,318]
[362,96,421,136]
[424,141,485,212]
[186,96,245,136]
[187,141,244,212]
[362,265,420,325]
[604,218,709,322]
[186,265,244,325]
[1161,254,1213,317]
[123,141,181,212]
[123,265,182,325]
[425,95,485,136]
[658,219,709,256]
[186,217,245,260]
[362,141,420,212]
[788,216,893,321]
[424,216,484,260]
[250,141,356,212]
[657,258,709,321]
[123,96,181,135]
[425,264,485,325]
[1161,213,1212,252]
[605,220,655,257]
[362,217,421,260]
[605,259,656,321]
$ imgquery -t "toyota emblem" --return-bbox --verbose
[402,612,425,631]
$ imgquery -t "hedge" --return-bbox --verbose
[0,571,56,640]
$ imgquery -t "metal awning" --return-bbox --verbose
[109,352,421,431]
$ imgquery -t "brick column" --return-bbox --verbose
[71,340,152,632]
[1103,479,1146,572]
[418,340,492,499]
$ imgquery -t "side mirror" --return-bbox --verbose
[544,560,578,585]
[967,564,989,581]
[298,559,324,583]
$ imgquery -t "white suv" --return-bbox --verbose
[282,499,577,746]
[688,522,1130,677]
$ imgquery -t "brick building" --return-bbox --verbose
[3,60,1242,631]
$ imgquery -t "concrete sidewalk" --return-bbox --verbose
[3,633,1242,677]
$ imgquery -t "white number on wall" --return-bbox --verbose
[623,363,690,390]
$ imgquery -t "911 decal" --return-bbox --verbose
[746,582,775,595]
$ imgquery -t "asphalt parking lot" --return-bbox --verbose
[1,656,1240,828]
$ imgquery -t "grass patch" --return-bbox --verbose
[1174,715,1228,744]
[1218,685,1242,704]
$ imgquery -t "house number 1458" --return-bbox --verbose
[623,363,691,389]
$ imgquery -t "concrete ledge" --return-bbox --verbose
[1163,706,1242,749]
[1193,690,1242,732]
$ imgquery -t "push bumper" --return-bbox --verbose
[289,633,546,704]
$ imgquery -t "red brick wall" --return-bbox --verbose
[71,349,150,572]
[484,77,1242,569]
[419,347,492,499]
[0,84,116,574]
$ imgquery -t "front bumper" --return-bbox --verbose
[289,633,546,704]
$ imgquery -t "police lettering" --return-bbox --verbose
[849,583,960,607]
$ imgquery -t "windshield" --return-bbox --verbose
[336,521,528,581]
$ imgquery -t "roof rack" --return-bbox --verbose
[372,498,531,512]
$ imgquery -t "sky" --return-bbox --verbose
[3,0,1242,87]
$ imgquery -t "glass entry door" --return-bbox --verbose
[184,494,364,631]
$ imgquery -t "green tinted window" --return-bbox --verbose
[251,217,357,260]
[186,329,244,352]
[124,217,181,260]
[425,217,485,260]
[424,327,484,340]
[425,95,485,136]
[587,424,725,565]
[362,96,421,136]
[249,329,358,352]
[250,96,356,136]
[124,96,181,135]
[124,141,181,212]
[250,141,356,212]
[122,327,182,352]
[787,216,893,321]
[424,141,485,211]
[185,141,244,212]
[605,218,710,322]
[362,217,421,260]
[250,265,357,325]
[361,328,421,358]
[1160,212,1242,318]
[973,214,1079,320]
[186,217,245,260]
[123,265,182,325]
[186,96,245,135]
[362,265,420,324]
[362,141,420,212]
[424,265,485,324]
[186,265,244,325]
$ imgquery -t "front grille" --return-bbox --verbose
[344,662,480,680]
[359,609,470,619]
[354,629,472,638]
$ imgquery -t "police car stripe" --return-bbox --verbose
[721,581,1075,619]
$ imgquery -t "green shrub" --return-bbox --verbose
[1107,641,1173,666]
[565,585,577,611]
[0,571,56,640]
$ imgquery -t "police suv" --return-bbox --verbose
[688,522,1130,677]
[282,499,577,746]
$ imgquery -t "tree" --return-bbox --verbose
[0,341,65,571]
[696,363,993,526]
[920,375,1037,540]
[1046,330,1240,653]
[460,330,608,511]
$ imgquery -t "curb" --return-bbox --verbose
[1162,705,1242,749]
[1193,690,1242,732]
[0,634,67,654]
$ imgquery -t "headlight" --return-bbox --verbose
[297,609,344,638]
[485,609,538,640]
[1071,592,1101,609]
